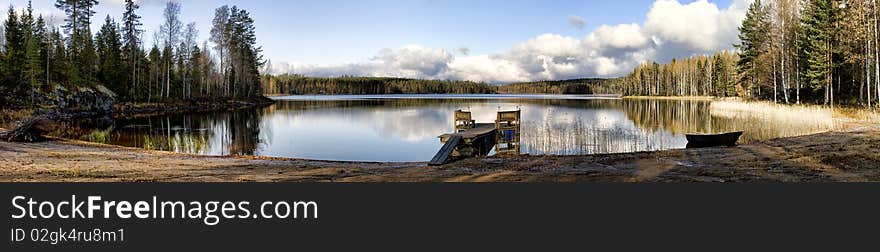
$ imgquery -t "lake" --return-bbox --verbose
[60,95,840,162]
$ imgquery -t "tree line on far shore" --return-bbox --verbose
[263,75,614,95]
[601,51,739,98]
[263,75,496,95]
[496,79,600,94]
[0,0,265,107]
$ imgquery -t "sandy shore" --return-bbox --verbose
[2,122,879,182]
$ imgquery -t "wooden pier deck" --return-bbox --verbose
[438,123,497,143]
[430,123,498,166]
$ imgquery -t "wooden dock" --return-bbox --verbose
[430,123,497,166]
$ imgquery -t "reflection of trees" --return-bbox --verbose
[224,109,264,156]
[617,99,713,135]
[92,109,265,156]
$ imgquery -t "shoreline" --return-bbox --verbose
[112,96,275,119]
[2,95,879,182]
[2,122,878,182]
[622,96,717,100]
[1,97,274,129]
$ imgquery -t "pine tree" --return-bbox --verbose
[3,5,26,102]
[801,0,829,103]
[96,15,124,95]
[80,27,97,84]
[35,17,49,87]
[122,0,142,100]
[148,43,160,102]
[23,1,46,103]
[47,29,68,86]
[736,0,771,98]
[226,7,264,98]
[55,0,99,85]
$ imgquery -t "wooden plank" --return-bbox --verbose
[439,123,496,142]
[429,135,462,166]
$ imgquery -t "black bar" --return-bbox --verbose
[2,183,879,251]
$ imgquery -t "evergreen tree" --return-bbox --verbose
[121,0,142,100]
[35,17,48,88]
[189,44,204,97]
[80,27,97,84]
[23,1,46,101]
[3,6,26,101]
[231,7,263,97]
[736,0,771,98]
[800,0,836,103]
[47,29,68,86]
[55,0,99,85]
[147,44,161,102]
[96,15,124,95]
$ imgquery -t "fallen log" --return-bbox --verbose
[0,116,55,142]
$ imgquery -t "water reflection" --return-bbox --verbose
[59,96,840,162]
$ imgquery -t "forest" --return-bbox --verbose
[612,0,880,107]
[0,0,265,108]
[496,78,601,94]
[264,75,606,95]
[263,74,495,95]
[602,51,739,97]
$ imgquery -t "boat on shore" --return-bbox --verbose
[686,131,743,148]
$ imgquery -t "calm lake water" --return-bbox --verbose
[60,95,839,162]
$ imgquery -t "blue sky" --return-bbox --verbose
[3,0,748,83]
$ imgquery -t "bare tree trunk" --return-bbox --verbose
[166,57,171,99]
[796,42,801,104]
[876,0,880,107]
[782,44,790,103]
[859,36,871,107]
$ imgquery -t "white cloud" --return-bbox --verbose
[445,55,529,83]
[643,0,749,61]
[375,45,453,77]
[273,0,752,83]
[281,45,454,80]
[587,23,651,53]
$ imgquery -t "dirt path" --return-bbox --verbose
[2,123,879,182]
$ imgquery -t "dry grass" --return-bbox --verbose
[711,100,838,128]
[0,108,34,129]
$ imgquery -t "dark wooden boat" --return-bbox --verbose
[685,131,743,148]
